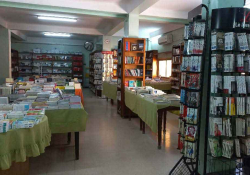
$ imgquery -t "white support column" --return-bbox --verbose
[124,13,139,38]
[0,26,11,84]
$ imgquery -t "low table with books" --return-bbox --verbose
[145,80,171,91]
[103,81,117,105]
[125,87,180,149]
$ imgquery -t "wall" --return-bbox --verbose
[0,27,11,84]
[102,35,122,51]
[149,27,184,53]
[11,37,93,87]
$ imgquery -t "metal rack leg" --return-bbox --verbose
[158,111,162,149]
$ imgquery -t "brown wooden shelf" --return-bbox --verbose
[125,76,143,78]
[125,64,144,66]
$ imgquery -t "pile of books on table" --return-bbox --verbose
[0,108,45,133]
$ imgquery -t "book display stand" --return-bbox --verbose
[204,7,250,175]
[170,4,208,175]
[117,38,146,117]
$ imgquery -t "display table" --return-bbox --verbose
[125,90,180,149]
[145,81,171,91]
[0,116,51,170]
[103,81,117,104]
[45,107,88,159]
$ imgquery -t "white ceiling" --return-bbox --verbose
[0,0,201,40]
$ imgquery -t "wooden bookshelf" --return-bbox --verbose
[117,38,146,117]
[145,50,158,79]
[171,43,184,95]
[11,49,19,79]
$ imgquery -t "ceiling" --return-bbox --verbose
[0,0,201,40]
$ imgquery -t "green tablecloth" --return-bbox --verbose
[103,81,117,100]
[125,90,180,133]
[0,116,51,170]
[145,81,171,91]
[45,107,88,134]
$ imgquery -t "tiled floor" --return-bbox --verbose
[30,89,181,175]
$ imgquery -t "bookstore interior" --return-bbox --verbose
[1,0,250,175]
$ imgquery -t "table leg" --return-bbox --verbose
[158,111,162,149]
[106,97,108,101]
[75,132,79,160]
[67,132,71,144]
[142,121,145,134]
[129,109,131,121]
[140,118,142,131]
[111,99,114,105]
[163,110,167,133]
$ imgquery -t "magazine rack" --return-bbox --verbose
[169,4,209,175]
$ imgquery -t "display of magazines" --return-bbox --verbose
[170,5,208,175]
[203,7,250,175]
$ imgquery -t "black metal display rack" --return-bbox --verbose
[169,4,209,175]
[204,7,250,175]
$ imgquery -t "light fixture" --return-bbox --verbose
[38,15,77,22]
[44,32,71,37]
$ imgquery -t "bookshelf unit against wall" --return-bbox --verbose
[117,38,146,117]
[112,49,118,80]
[171,43,184,94]
[11,49,19,79]
[18,52,84,84]
[145,50,158,79]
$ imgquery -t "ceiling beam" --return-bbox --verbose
[0,1,127,19]
[11,30,27,41]
[0,16,8,28]
[105,21,124,36]
[125,0,159,14]
[140,16,189,24]
[8,22,104,36]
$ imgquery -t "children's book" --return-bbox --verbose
[185,125,197,141]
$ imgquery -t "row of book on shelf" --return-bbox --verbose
[211,75,250,94]
[211,54,250,72]
[184,39,204,55]
[211,32,250,51]
[209,137,250,158]
[124,69,143,77]
[124,80,142,87]
[210,96,250,116]
[125,41,144,51]
[181,56,202,72]
[180,73,201,90]
[125,56,143,64]
[184,21,206,39]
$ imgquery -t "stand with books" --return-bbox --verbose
[203,7,250,175]
[170,5,208,175]
[117,38,146,117]
[171,44,184,95]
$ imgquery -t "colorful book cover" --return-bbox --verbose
[208,138,222,157]
[185,142,196,159]
[136,81,142,87]
[185,125,197,141]
[129,80,135,87]
[125,41,130,51]
[125,81,129,87]
[186,108,198,124]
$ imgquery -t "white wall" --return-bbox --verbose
[102,35,122,51]
[11,37,92,87]
[149,27,184,53]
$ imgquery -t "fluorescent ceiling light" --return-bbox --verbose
[44,32,71,37]
[38,15,77,22]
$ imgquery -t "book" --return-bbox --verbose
[240,138,250,155]
[186,108,198,124]
[187,73,201,90]
[211,54,223,72]
[208,138,222,157]
[247,117,250,135]
[236,54,244,72]
[236,97,245,115]
[236,118,246,136]
[222,118,232,137]
[223,76,236,94]
[223,54,235,72]
[129,80,135,87]
[235,139,241,158]
[187,92,199,107]
[225,32,236,51]
[211,75,222,93]
[210,118,223,136]
[222,140,234,159]
[125,81,129,87]
[184,141,196,159]
[136,81,142,87]
[211,32,225,50]
[224,97,236,116]
[185,125,197,141]
[237,33,249,51]
[236,76,247,94]
[125,41,130,51]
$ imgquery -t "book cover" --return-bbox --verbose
[210,118,222,136]
[186,108,198,124]
[136,81,142,87]
[184,142,196,159]
[125,81,129,87]
[185,125,197,141]
[129,80,135,87]
[222,140,234,159]
[208,138,222,157]
[125,41,130,51]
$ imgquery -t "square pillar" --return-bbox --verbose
[124,13,139,38]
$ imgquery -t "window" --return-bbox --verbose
[159,60,172,77]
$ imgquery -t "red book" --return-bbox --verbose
[125,41,130,51]
[125,81,129,87]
